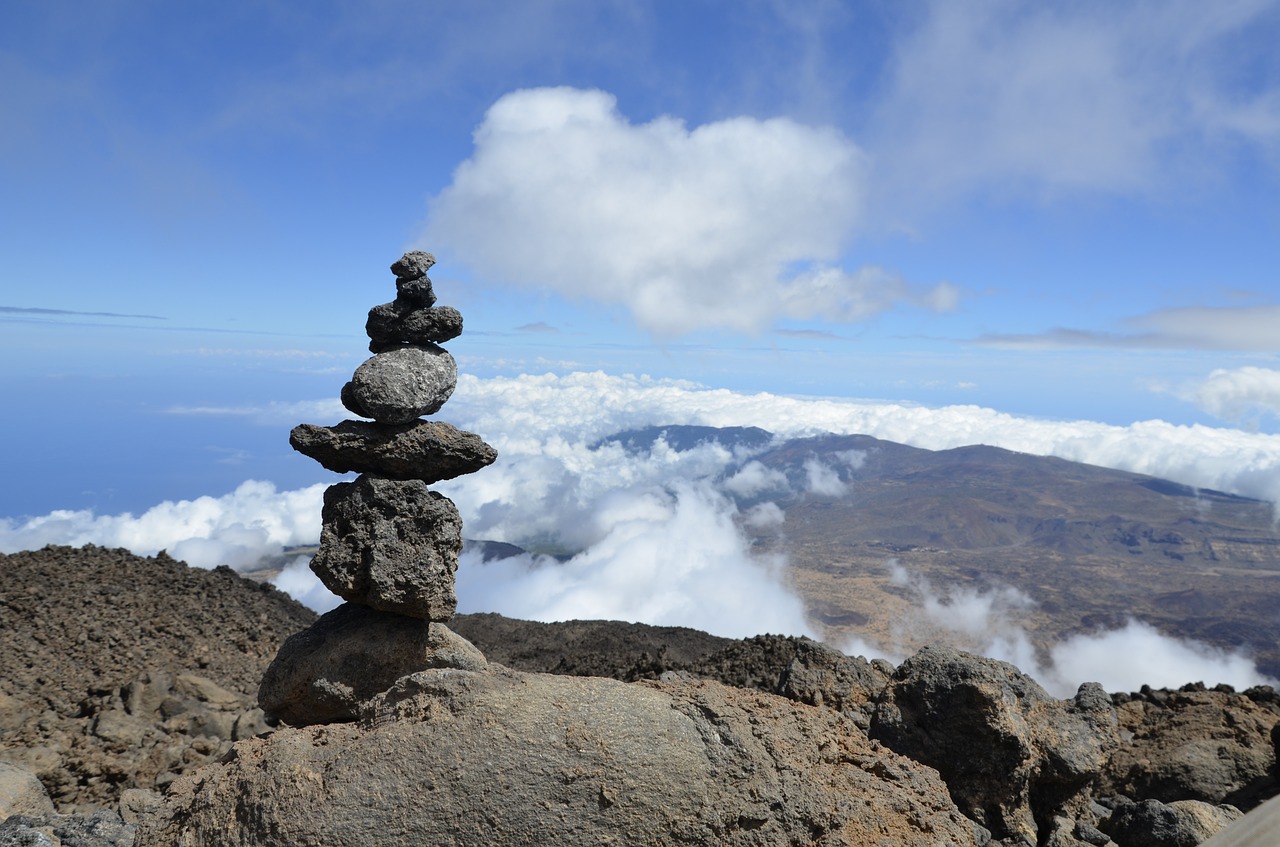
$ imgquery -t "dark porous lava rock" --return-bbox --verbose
[0,545,316,812]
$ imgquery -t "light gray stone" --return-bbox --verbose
[344,345,456,424]
[310,475,462,619]
[0,762,54,818]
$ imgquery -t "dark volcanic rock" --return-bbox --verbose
[869,644,1114,843]
[258,605,485,726]
[311,475,462,620]
[142,668,986,847]
[1102,797,1242,847]
[390,250,435,283]
[290,420,496,482]
[366,302,463,352]
[343,344,456,424]
[777,639,892,729]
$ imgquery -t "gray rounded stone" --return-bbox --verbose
[347,345,456,424]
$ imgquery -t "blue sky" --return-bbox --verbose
[0,0,1277,518]
[4,2,1280,689]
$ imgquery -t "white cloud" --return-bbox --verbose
[425,87,951,334]
[0,481,324,570]
[1172,366,1280,424]
[802,457,848,497]
[723,460,791,499]
[455,479,813,640]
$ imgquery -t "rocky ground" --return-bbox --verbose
[2,545,1278,846]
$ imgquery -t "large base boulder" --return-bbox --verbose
[141,669,986,847]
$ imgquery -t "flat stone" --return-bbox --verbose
[344,345,456,424]
[258,605,486,726]
[290,420,496,482]
[311,475,462,619]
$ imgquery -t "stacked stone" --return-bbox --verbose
[259,252,496,727]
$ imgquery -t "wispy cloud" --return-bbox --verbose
[975,305,1280,352]
[0,305,165,320]
[515,322,559,334]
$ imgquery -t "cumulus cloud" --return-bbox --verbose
[455,479,812,640]
[425,87,954,335]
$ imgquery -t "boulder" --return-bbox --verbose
[1105,685,1280,809]
[310,475,462,619]
[142,668,986,847]
[289,420,496,482]
[1103,798,1243,847]
[870,644,1114,844]
[0,762,54,818]
[258,606,486,726]
[343,345,456,424]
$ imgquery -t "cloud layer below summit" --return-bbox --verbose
[4,371,1279,695]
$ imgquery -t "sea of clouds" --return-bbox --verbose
[4,371,1280,696]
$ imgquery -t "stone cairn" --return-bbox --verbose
[258,252,497,726]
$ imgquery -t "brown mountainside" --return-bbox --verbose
[734,432,1280,677]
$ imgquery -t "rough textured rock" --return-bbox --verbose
[343,344,456,424]
[869,644,1114,843]
[390,250,435,286]
[0,808,135,847]
[0,546,315,813]
[366,302,463,352]
[1103,798,1243,847]
[0,764,54,819]
[1105,684,1280,809]
[258,605,485,726]
[310,475,463,619]
[289,419,496,481]
[777,639,892,730]
[141,668,985,847]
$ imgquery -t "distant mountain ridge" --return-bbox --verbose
[595,425,1280,678]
